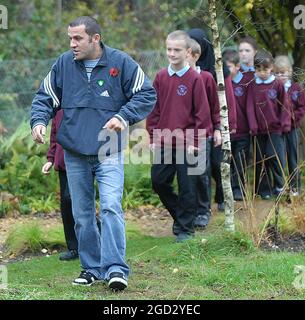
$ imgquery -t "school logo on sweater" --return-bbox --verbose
[291,91,300,102]
[234,86,244,97]
[268,89,277,100]
[177,84,187,96]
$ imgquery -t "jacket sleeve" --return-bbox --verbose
[292,84,305,127]
[193,76,210,147]
[146,75,160,143]
[30,60,62,129]
[225,77,237,131]
[278,83,291,133]
[205,74,221,130]
[246,83,258,135]
[115,56,157,126]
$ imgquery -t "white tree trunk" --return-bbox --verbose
[208,0,235,231]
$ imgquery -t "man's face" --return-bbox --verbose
[226,61,240,78]
[239,42,256,66]
[166,39,190,69]
[68,25,96,60]
[255,66,273,81]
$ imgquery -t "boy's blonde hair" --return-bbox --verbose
[189,38,201,56]
[274,55,293,75]
[166,30,192,48]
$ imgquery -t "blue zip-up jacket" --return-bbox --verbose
[30,43,156,155]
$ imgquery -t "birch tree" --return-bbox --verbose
[208,0,235,231]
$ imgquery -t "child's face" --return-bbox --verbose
[166,39,191,70]
[226,61,240,78]
[239,42,256,66]
[274,69,291,83]
[186,53,200,69]
[255,66,273,81]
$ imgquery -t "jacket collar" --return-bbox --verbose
[74,42,108,67]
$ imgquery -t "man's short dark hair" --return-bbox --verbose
[69,16,101,37]
[254,50,274,68]
[223,49,240,65]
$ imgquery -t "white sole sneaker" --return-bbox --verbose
[108,276,128,291]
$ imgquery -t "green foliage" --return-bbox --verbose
[5,221,65,256]
[0,121,59,213]
[123,162,161,209]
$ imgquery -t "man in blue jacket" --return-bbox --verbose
[31,16,156,291]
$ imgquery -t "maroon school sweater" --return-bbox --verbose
[47,109,65,171]
[287,82,305,129]
[200,71,236,132]
[231,73,254,139]
[246,79,290,135]
[225,76,237,131]
[146,68,212,147]
[199,71,220,131]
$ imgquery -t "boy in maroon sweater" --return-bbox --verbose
[146,30,211,242]
[186,38,221,228]
[247,51,290,199]
[42,110,79,261]
[223,49,254,201]
[274,55,305,195]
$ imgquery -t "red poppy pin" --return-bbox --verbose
[109,68,119,77]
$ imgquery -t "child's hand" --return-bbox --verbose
[214,129,222,147]
[187,145,199,155]
[230,129,237,134]
[42,161,53,175]
[149,143,156,152]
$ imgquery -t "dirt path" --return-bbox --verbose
[0,197,301,260]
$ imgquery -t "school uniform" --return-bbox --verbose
[247,75,290,198]
[147,65,212,236]
[195,68,220,227]
[230,71,253,200]
[284,80,305,192]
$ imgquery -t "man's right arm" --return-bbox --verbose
[30,61,62,143]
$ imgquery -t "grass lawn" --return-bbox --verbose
[1,220,305,300]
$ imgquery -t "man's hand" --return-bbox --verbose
[103,117,125,132]
[42,161,53,175]
[32,124,46,144]
[214,129,222,147]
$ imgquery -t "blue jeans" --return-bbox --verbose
[64,150,129,280]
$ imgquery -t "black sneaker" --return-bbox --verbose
[194,215,209,229]
[217,202,225,211]
[176,232,195,243]
[108,272,128,291]
[59,249,78,261]
[172,221,180,235]
[72,271,100,286]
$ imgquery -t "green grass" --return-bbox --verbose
[4,222,65,256]
[1,221,305,300]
